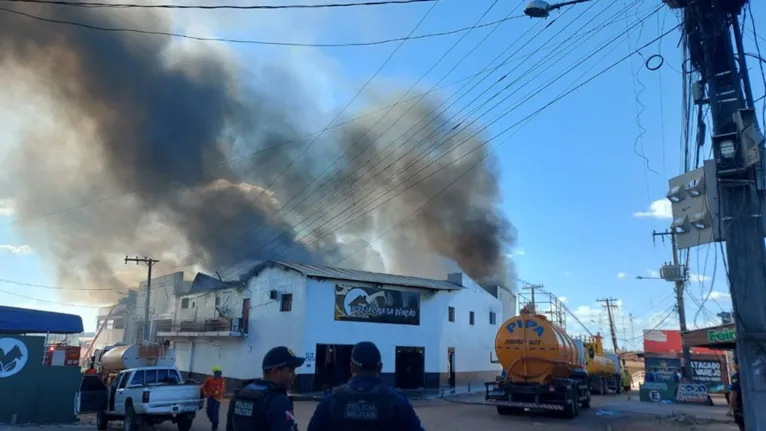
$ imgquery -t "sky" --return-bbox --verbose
[1,0,764,348]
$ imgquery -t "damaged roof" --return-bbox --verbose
[187,272,245,295]
[240,260,461,291]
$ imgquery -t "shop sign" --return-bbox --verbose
[676,383,709,404]
[690,360,723,385]
[707,327,736,344]
[334,284,420,325]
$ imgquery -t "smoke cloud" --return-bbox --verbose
[0,4,517,304]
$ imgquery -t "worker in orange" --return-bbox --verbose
[202,365,225,431]
[84,361,98,375]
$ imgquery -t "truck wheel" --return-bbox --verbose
[124,404,138,431]
[581,391,592,409]
[177,415,193,431]
[563,388,578,419]
[96,412,108,431]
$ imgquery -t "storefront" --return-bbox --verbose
[682,323,737,350]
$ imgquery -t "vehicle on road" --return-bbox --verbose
[485,307,591,419]
[574,335,622,395]
[75,343,202,431]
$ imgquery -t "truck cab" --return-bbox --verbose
[75,365,201,431]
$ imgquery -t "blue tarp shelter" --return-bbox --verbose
[0,305,84,334]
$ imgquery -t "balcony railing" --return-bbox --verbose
[156,318,246,336]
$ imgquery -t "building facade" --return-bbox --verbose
[162,261,515,393]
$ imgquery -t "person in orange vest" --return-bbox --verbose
[202,365,225,431]
[84,363,98,375]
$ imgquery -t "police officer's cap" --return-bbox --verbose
[351,341,381,370]
[262,346,305,372]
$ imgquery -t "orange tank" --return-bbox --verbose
[495,313,585,384]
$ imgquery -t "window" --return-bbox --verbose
[181,298,190,309]
[130,370,145,386]
[489,311,497,325]
[106,319,114,330]
[118,372,130,389]
[280,293,293,312]
[113,317,125,329]
[215,296,221,306]
[469,311,475,326]
[448,306,455,322]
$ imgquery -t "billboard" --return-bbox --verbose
[643,329,723,355]
[690,359,723,385]
[334,284,420,326]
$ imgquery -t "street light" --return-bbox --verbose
[635,276,662,280]
[523,0,591,18]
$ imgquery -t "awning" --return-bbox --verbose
[0,306,84,334]
[682,323,736,350]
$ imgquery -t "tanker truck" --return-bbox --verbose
[75,343,202,431]
[485,310,591,418]
[574,334,622,395]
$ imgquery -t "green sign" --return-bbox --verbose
[707,327,736,344]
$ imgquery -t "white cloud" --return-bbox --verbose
[689,272,712,283]
[709,291,731,300]
[515,249,526,256]
[617,272,626,279]
[634,199,672,219]
[559,296,568,304]
[646,269,660,277]
[0,198,14,216]
[0,244,33,255]
[564,272,572,276]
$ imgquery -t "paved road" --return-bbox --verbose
[65,394,737,431]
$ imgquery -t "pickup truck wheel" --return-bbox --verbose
[124,405,138,431]
[177,415,193,431]
[96,412,108,431]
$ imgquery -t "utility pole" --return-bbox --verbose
[522,284,543,313]
[597,298,620,352]
[653,230,692,379]
[125,256,160,343]
[664,0,766,428]
[717,311,733,325]
[629,313,636,351]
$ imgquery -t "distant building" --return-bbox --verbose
[155,260,516,393]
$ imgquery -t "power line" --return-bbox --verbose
[0,287,110,308]
[239,1,653,267]
[0,277,128,291]
[264,10,672,266]
[0,0,435,9]
[0,5,524,48]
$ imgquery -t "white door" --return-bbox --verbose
[113,371,132,415]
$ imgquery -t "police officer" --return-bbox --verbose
[727,360,744,431]
[227,346,305,431]
[306,341,424,431]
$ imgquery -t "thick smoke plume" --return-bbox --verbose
[0,4,517,304]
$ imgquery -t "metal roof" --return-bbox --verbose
[254,261,462,291]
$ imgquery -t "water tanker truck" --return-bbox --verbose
[573,335,622,395]
[485,310,591,418]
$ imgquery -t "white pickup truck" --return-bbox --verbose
[76,366,203,431]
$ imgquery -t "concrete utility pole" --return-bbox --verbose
[522,284,543,312]
[125,256,160,343]
[597,298,619,352]
[653,230,692,379]
[665,0,766,428]
[629,313,635,351]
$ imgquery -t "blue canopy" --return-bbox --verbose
[0,306,84,334]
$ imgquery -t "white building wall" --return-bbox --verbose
[174,266,308,381]
[135,272,184,322]
[174,288,246,323]
[302,274,503,378]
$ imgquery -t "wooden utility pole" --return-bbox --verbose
[653,230,692,379]
[597,298,619,352]
[124,256,160,342]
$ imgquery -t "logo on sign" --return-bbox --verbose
[0,338,28,378]
[676,383,708,404]
[649,390,661,402]
[505,319,545,337]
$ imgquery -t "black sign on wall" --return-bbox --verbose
[334,284,420,326]
[690,360,723,385]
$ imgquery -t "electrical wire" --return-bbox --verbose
[219,1,634,269]
[267,23,679,267]
[0,287,110,308]
[747,3,766,126]
[241,3,661,267]
[0,277,128,292]
[0,0,435,9]
[0,5,525,48]
[213,0,522,269]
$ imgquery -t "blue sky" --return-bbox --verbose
[1,0,764,345]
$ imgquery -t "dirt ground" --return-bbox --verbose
[4,395,738,431]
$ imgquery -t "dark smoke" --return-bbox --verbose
[0,4,517,303]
